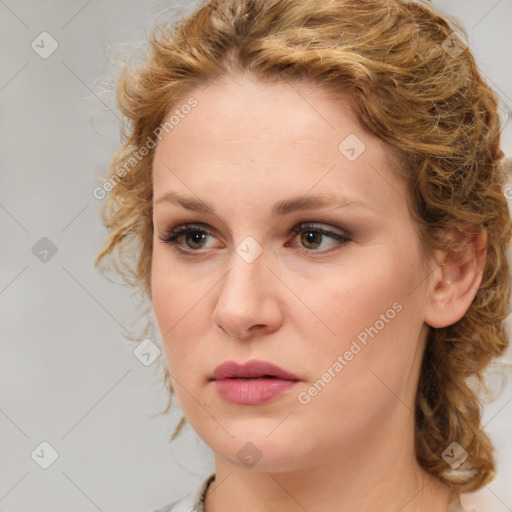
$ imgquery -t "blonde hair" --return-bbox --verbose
[95,0,512,493]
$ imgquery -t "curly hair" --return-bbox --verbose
[95,0,512,494]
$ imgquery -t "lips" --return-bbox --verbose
[210,359,300,405]
[210,359,300,381]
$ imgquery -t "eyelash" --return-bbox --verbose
[158,222,351,256]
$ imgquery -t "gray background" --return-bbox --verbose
[1,1,511,511]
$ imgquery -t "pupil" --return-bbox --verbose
[187,231,205,247]
[302,230,321,248]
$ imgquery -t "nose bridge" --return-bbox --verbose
[221,244,267,305]
[212,240,280,337]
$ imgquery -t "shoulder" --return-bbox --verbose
[151,473,216,512]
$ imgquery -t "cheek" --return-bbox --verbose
[151,243,193,321]
[151,248,203,370]
[294,242,422,391]
[305,245,414,341]
[150,248,228,396]
[328,247,423,385]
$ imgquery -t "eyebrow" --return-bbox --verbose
[154,191,373,217]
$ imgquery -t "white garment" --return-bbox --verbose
[152,473,214,512]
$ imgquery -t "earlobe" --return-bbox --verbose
[424,228,487,329]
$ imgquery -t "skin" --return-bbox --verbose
[150,72,486,512]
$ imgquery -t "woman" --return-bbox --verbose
[95,0,511,511]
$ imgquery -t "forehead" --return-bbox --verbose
[152,74,406,215]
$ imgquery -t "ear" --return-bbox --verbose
[424,227,487,329]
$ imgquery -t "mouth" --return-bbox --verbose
[210,359,300,381]
[227,376,279,380]
[210,360,300,405]
[211,375,299,405]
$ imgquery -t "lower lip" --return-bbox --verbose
[212,378,298,405]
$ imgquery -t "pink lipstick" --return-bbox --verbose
[210,359,300,405]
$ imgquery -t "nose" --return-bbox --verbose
[211,248,283,341]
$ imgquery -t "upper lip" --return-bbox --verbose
[210,359,300,381]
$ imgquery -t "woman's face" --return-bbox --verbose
[151,74,433,471]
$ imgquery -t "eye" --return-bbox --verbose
[158,222,351,254]
[158,223,215,251]
[287,222,351,252]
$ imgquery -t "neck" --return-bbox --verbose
[204,413,452,512]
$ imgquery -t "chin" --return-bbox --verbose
[206,428,311,473]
